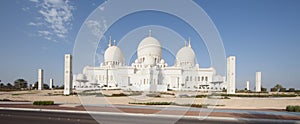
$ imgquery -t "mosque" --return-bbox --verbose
[73,32,236,93]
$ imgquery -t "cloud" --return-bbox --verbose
[86,19,107,39]
[38,30,52,36]
[28,22,43,26]
[29,0,39,2]
[28,0,75,42]
[99,6,105,11]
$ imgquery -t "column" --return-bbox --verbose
[38,69,43,90]
[226,56,236,94]
[64,54,72,95]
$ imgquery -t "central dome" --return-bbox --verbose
[137,36,162,63]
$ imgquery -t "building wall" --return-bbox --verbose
[74,64,224,92]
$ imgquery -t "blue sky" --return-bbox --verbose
[0,0,299,90]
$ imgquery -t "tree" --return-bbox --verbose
[32,81,50,90]
[6,83,13,89]
[271,84,283,92]
[279,88,286,92]
[261,87,267,92]
[0,83,4,88]
[33,82,38,89]
[270,88,277,92]
[43,84,49,90]
[14,79,28,89]
[288,88,295,92]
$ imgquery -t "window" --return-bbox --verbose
[202,77,204,81]
[205,77,208,81]
[198,76,200,81]
[186,76,189,81]
[190,76,192,81]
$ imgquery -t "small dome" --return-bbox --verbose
[137,36,162,59]
[76,74,87,82]
[104,46,124,64]
[160,59,165,64]
[213,75,224,82]
[175,46,195,66]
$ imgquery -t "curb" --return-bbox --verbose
[0,107,299,123]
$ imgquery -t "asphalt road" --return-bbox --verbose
[0,110,297,124]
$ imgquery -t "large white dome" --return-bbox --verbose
[137,36,162,59]
[175,45,195,66]
[104,46,124,65]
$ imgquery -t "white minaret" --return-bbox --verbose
[49,78,53,89]
[255,72,262,92]
[227,56,236,94]
[246,81,250,91]
[38,69,43,90]
[64,54,72,95]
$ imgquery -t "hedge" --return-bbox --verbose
[33,101,54,105]
[286,105,300,112]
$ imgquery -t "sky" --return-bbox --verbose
[0,0,299,90]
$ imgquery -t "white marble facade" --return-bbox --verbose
[74,34,232,92]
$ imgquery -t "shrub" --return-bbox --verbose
[191,104,205,108]
[111,93,127,97]
[33,101,54,106]
[146,93,161,97]
[286,105,300,112]
[0,99,11,101]
[286,105,294,112]
[160,92,175,95]
[129,102,173,105]
[295,106,300,112]
[195,95,207,98]
[272,94,297,97]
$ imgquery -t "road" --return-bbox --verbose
[0,109,297,124]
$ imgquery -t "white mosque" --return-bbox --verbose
[72,33,236,93]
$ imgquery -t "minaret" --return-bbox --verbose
[64,54,72,95]
[108,36,112,47]
[49,78,53,89]
[255,72,262,92]
[149,30,152,37]
[227,56,236,94]
[246,81,250,91]
[38,69,43,90]
[188,37,191,48]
